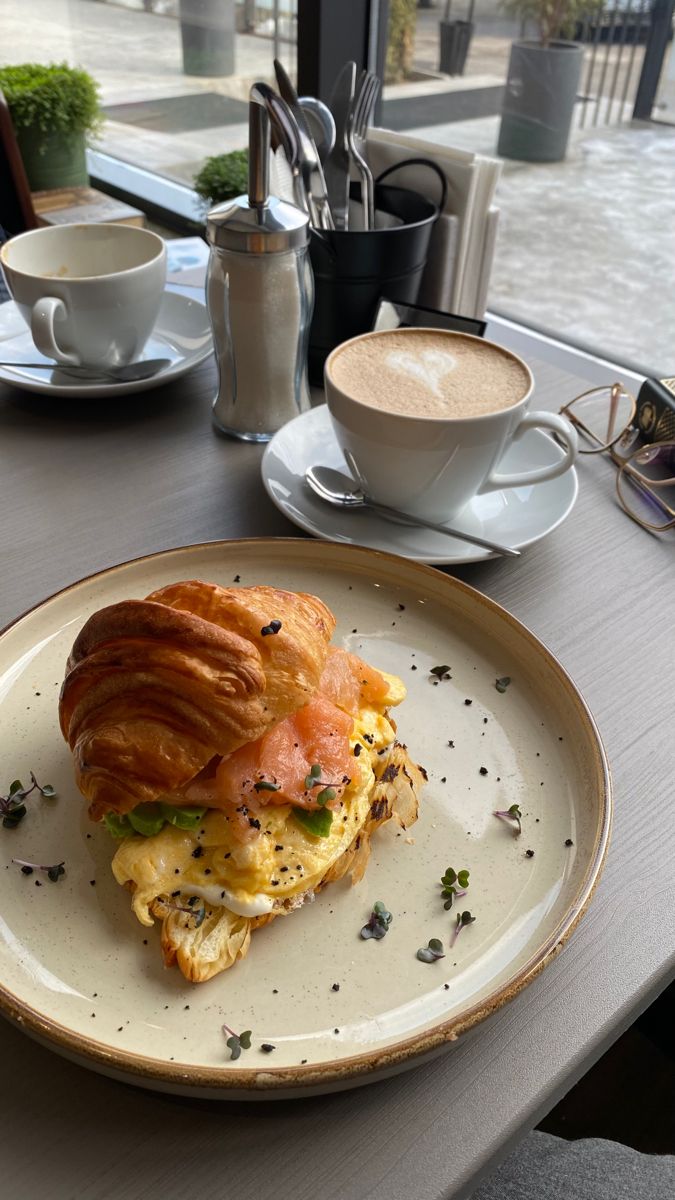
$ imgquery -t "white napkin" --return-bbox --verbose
[366,127,501,319]
[0,299,26,341]
[416,213,460,312]
[474,206,500,321]
[347,199,404,231]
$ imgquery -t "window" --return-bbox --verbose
[2,0,673,374]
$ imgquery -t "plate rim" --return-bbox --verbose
[0,537,612,1093]
[261,406,579,565]
[0,289,213,398]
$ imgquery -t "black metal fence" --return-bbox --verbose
[575,1,655,126]
[571,0,673,126]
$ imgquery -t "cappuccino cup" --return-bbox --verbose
[324,328,578,522]
[0,223,167,369]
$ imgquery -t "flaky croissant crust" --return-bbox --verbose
[59,580,335,819]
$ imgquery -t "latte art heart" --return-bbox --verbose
[385,349,458,399]
[330,330,531,419]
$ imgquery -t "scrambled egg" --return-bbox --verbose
[112,674,405,932]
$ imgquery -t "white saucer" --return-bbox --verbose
[0,287,212,398]
[261,404,579,565]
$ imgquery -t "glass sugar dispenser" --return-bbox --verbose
[206,85,313,441]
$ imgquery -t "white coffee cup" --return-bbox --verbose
[0,223,167,369]
[324,327,578,522]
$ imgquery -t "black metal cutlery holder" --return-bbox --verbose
[307,164,445,386]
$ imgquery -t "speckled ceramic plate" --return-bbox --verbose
[0,540,610,1099]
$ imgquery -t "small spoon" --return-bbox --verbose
[0,357,173,383]
[305,465,521,558]
[298,96,336,162]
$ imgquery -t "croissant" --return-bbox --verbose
[59,581,335,819]
[59,578,423,983]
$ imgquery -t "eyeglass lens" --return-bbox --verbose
[618,442,675,530]
[565,385,635,452]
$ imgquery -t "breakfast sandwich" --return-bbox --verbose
[59,580,423,982]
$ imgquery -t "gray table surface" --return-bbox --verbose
[1,323,673,1200]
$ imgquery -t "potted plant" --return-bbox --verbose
[497,0,592,162]
[193,149,249,207]
[0,62,101,191]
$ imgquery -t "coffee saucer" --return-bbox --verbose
[0,287,212,398]
[261,404,579,565]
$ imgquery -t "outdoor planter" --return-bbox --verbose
[439,1,475,76]
[16,128,88,191]
[179,0,235,77]
[497,40,583,162]
[0,62,100,191]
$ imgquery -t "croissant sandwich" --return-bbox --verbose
[59,579,423,982]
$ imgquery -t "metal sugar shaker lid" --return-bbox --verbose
[206,83,309,254]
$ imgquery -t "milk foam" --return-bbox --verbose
[331,330,531,418]
[385,348,457,400]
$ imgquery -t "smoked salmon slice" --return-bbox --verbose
[215,691,354,810]
[176,650,387,822]
[319,647,389,715]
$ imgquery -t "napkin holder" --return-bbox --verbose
[366,127,501,320]
[307,170,441,386]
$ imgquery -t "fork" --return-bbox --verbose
[347,72,380,231]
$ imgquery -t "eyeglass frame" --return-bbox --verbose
[558,383,675,532]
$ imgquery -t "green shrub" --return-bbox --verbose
[386,0,418,83]
[193,149,249,206]
[0,62,101,134]
[499,0,598,47]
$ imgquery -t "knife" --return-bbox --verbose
[322,61,357,231]
[273,59,334,231]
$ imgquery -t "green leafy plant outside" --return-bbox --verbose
[386,0,418,83]
[193,149,249,207]
[499,0,598,48]
[0,62,102,135]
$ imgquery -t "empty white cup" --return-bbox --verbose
[0,223,167,369]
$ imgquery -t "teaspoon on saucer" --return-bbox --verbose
[0,358,173,383]
[305,465,521,558]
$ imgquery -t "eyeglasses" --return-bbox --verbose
[559,384,675,532]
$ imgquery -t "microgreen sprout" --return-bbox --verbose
[440,866,470,910]
[12,858,65,882]
[494,803,522,837]
[416,938,445,963]
[303,763,322,789]
[1,773,56,829]
[157,896,206,928]
[222,1024,252,1060]
[253,780,280,793]
[302,764,342,801]
[452,910,476,946]
[495,676,511,693]
[360,900,392,940]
